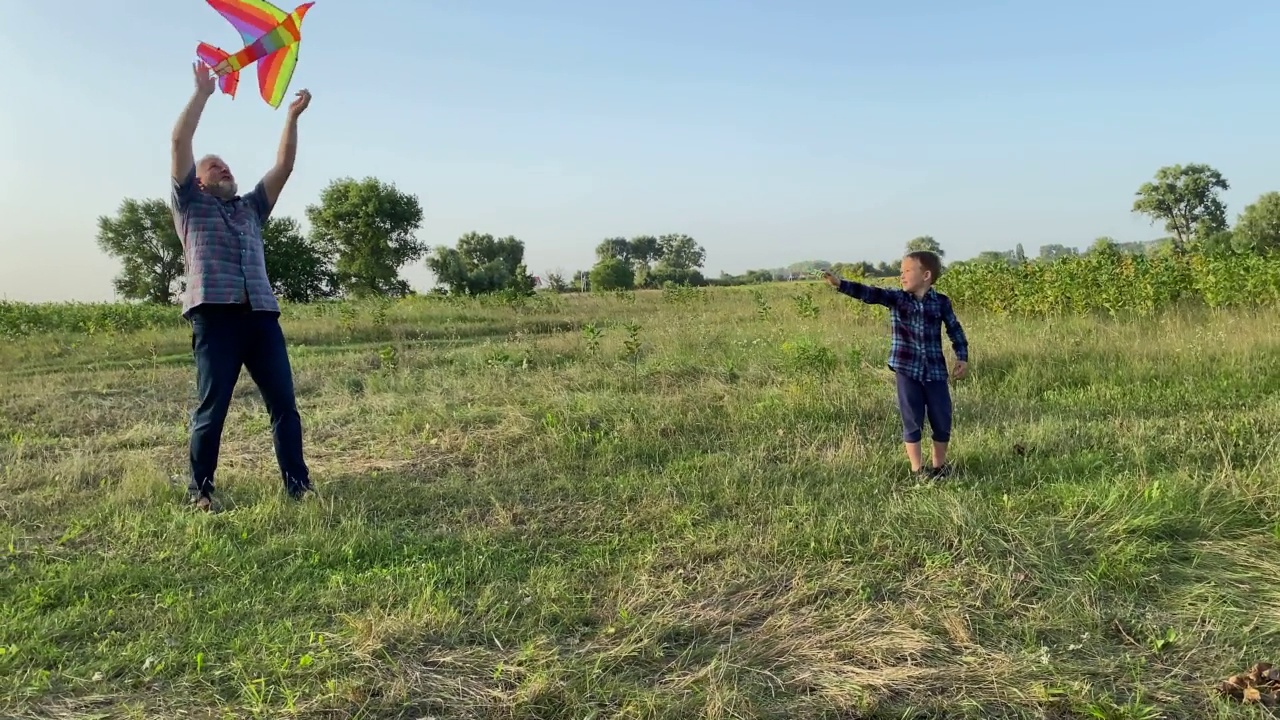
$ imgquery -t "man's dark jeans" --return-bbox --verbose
[188,303,310,498]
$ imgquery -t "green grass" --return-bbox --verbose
[4,283,1280,718]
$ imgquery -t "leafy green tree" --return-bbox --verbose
[829,262,865,279]
[1131,163,1230,252]
[262,216,337,303]
[96,197,185,303]
[1231,192,1280,253]
[655,234,706,271]
[595,237,631,262]
[306,176,425,297]
[648,267,705,286]
[1039,244,1078,261]
[906,235,944,257]
[628,235,661,268]
[425,232,535,296]
[1089,236,1120,255]
[589,258,635,291]
[544,271,570,292]
[974,251,1012,264]
[786,260,831,276]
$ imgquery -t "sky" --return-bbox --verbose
[2,0,1278,302]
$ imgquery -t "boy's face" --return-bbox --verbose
[899,257,931,293]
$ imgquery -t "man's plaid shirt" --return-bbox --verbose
[171,166,279,318]
[837,279,969,382]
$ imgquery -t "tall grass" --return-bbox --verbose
[3,270,1280,718]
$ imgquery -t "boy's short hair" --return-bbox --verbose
[904,251,943,284]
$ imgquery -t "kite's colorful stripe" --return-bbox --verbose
[197,0,312,108]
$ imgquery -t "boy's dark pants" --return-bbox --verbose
[187,303,310,498]
[895,372,952,443]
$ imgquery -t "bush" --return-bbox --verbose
[589,258,635,292]
[937,249,1280,316]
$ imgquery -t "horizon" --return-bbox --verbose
[3,0,1277,303]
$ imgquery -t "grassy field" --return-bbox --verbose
[4,282,1280,719]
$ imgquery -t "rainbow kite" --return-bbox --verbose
[196,0,315,109]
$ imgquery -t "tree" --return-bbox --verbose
[783,258,834,272]
[1231,192,1280,254]
[1089,236,1120,255]
[974,251,1012,264]
[829,262,865,279]
[1014,243,1027,264]
[595,237,631,262]
[1131,163,1230,253]
[262,216,337,303]
[655,234,706,271]
[306,176,425,297]
[589,258,634,291]
[96,197,185,304]
[425,232,535,296]
[544,270,570,293]
[906,235,944,257]
[1039,244,1078,261]
[628,235,661,268]
[1197,230,1236,256]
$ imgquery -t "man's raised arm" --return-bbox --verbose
[259,89,312,212]
[172,63,216,184]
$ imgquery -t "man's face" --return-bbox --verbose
[197,156,237,199]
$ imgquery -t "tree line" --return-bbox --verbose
[711,162,1280,285]
[95,162,1280,304]
[97,176,551,304]
[96,175,715,303]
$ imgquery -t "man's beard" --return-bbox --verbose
[204,179,238,200]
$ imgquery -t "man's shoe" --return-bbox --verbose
[286,481,315,501]
[191,493,213,512]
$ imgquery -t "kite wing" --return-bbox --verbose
[257,44,300,108]
[205,0,287,47]
[197,42,240,97]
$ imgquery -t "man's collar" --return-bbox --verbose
[200,187,241,203]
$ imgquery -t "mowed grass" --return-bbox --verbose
[4,284,1280,719]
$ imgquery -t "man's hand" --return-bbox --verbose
[193,61,216,98]
[952,360,968,380]
[287,89,311,119]
[821,269,840,288]
[261,90,310,210]
[174,62,214,183]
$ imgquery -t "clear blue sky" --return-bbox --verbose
[2,0,1277,302]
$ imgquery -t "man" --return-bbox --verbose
[170,60,314,511]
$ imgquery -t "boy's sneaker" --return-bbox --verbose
[929,464,952,480]
[908,467,933,486]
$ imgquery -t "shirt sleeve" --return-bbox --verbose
[243,180,274,224]
[837,279,904,307]
[941,297,969,361]
[172,165,198,213]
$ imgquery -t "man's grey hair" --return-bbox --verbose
[196,154,237,198]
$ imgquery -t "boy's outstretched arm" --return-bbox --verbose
[820,270,899,306]
[941,297,969,378]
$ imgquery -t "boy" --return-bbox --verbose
[822,251,969,479]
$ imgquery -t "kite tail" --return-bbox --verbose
[195,42,239,98]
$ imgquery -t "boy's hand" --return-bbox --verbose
[820,269,839,287]
[952,360,968,380]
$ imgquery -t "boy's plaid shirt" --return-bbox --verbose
[836,279,968,382]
